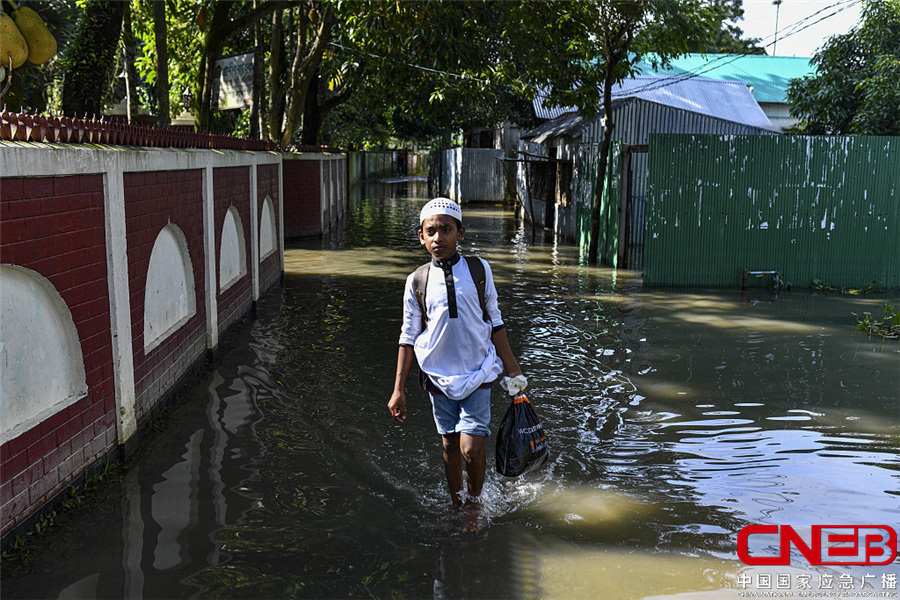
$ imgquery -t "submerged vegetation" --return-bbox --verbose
[812,278,881,295]
[853,305,900,340]
[811,281,898,340]
[0,457,118,566]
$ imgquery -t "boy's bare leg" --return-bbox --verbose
[441,433,465,505]
[460,434,485,502]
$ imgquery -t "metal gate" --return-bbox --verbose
[621,145,648,271]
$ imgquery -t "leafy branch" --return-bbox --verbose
[853,305,900,340]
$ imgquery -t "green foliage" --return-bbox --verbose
[812,279,882,295]
[129,0,204,119]
[507,0,721,121]
[853,305,900,340]
[312,1,537,147]
[787,0,900,135]
[0,0,78,113]
[37,0,732,145]
[685,0,765,55]
[60,0,124,117]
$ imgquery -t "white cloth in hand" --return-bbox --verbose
[500,375,528,397]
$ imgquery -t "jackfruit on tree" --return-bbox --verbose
[0,11,28,68]
[9,1,56,65]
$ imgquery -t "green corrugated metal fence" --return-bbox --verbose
[574,142,621,266]
[645,134,900,288]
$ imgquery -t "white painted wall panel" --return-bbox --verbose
[0,265,87,443]
[144,225,196,351]
[219,206,246,292]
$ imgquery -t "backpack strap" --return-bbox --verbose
[464,256,490,323]
[411,262,430,388]
[412,262,430,331]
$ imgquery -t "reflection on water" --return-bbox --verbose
[2,191,898,599]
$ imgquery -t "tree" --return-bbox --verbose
[194,0,285,133]
[0,0,77,113]
[121,2,140,123]
[510,1,719,264]
[327,1,536,149]
[125,0,535,146]
[60,0,123,118]
[691,0,765,55]
[787,0,900,135]
[263,1,337,146]
[153,0,169,127]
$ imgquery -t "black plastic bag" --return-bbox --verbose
[495,393,549,477]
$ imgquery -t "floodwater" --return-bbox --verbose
[3,186,899,599]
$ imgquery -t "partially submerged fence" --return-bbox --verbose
[434,148,505,203]
[571,142,621,266]
[348,150,428,185]
[645,134,900,288]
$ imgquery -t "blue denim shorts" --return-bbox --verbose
[429,387,492,437]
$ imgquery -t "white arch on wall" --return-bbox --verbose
[0,264,88,443]
[144,224,196,352]
[259,195,276,262]
[219,206,247,292]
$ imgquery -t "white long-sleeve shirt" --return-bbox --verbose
[398,255,504,400]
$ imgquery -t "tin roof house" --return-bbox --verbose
[519,75,776,267]
[634,54,814,133]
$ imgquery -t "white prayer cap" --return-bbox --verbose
[419,197,462,225]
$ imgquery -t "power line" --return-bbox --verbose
[610,0,862,99]
[776,0,860,45]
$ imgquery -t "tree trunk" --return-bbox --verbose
[61,0,124,118]
[266,8,285,141]
[197,1,286,132]
[249,0,263,139]
[588,60,617,266]
[299,68,321,146]
[122,3,140,124]
[154,0,170,127]
[279,6,334,147]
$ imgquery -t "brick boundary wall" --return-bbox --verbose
[282,154,347,239]
[0,145,355,545]
[124,170,208,420]
[0,174,117,537]
[258,163,283,292]
[283,159,321,239]
[214,167,253,337]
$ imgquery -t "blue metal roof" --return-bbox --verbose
[635,54,814,104]
[533,75,775,131]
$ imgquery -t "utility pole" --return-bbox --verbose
[773,0,783,55]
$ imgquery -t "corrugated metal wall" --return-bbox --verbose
[582,98,775,200]
[437,148,505,202]
[576,99,775,269]
[572,142,621,266]
[645,134,900,287]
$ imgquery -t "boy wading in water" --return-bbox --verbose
[388,198,526,509]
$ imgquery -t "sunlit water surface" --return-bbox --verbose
[3,191,898,599]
